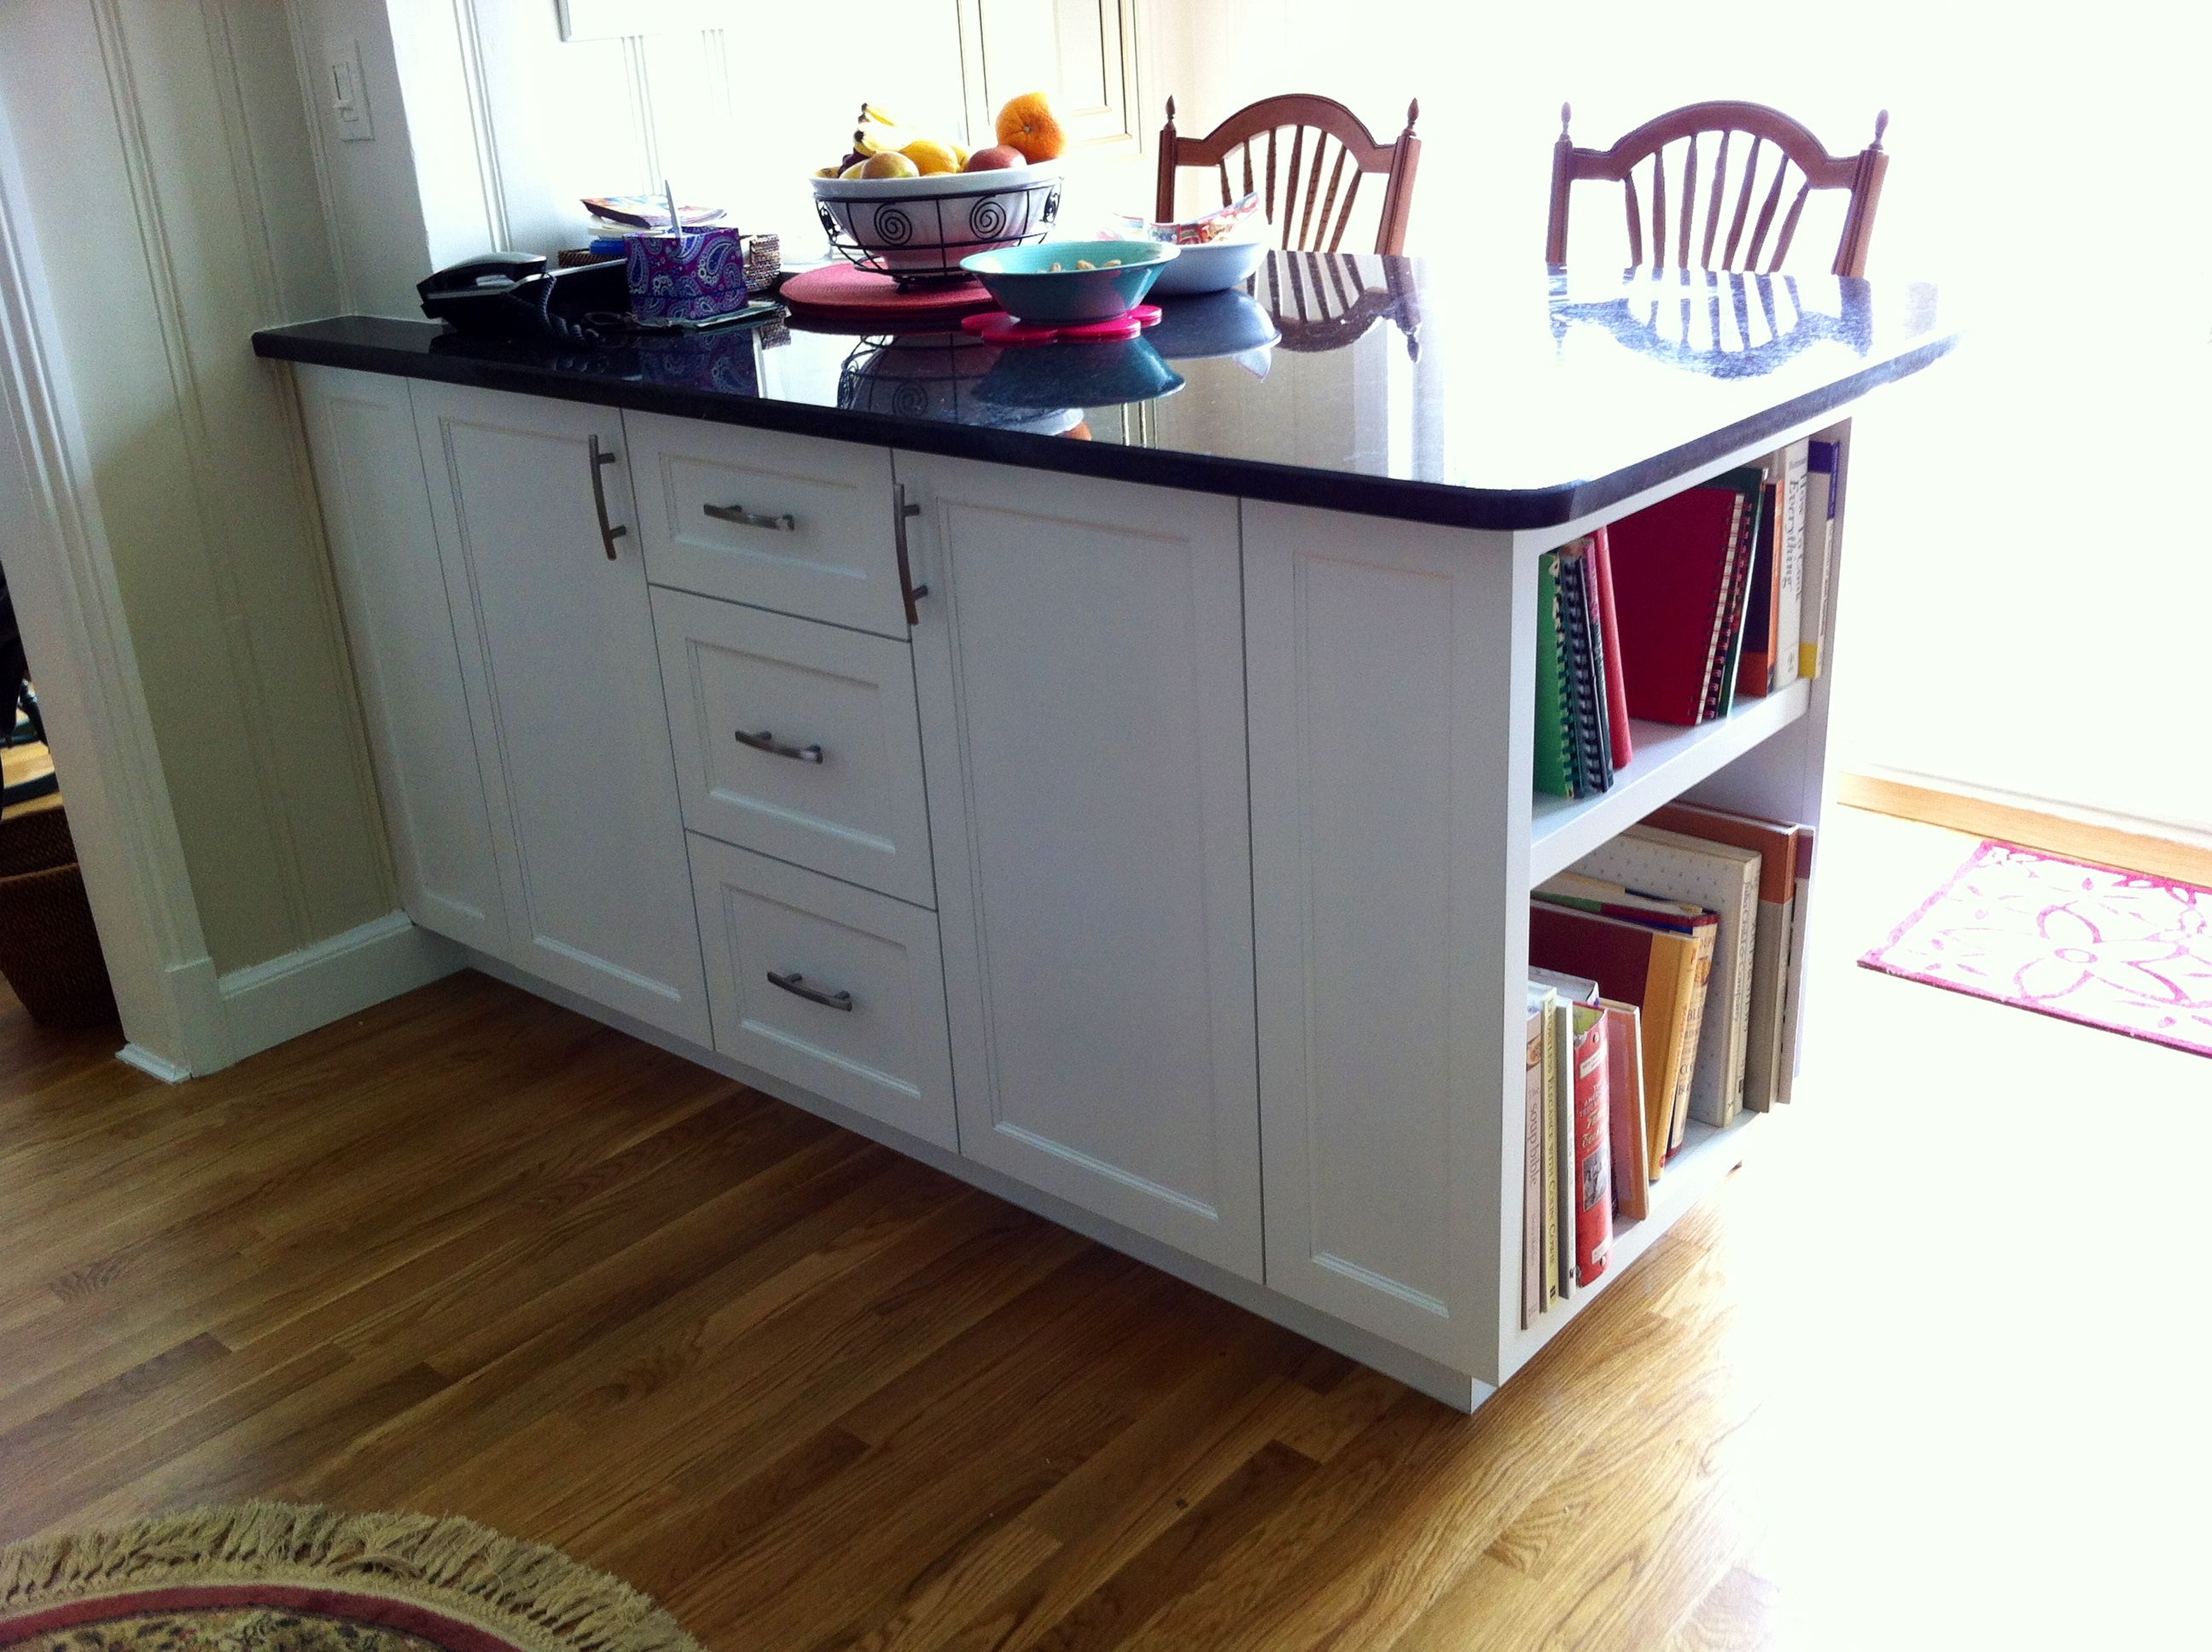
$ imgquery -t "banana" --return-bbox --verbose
[861,102,901,127]
[853,128,886,157]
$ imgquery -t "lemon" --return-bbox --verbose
[900,137,961,177]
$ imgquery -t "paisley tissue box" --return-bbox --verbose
[627,225,748,323]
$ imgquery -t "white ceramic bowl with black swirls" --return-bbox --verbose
[811,166,1062,280]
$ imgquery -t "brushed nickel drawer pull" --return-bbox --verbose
[766,970,853,1011]
[894,485,928,626]
[734,727,824,764]
[587,434,626,560]
[704,502,798,532]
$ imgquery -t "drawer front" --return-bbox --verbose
[690,835,957,1151]
[626,410,905,636]
[653,587,934,908]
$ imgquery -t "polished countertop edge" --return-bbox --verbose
[253,319,1958,534]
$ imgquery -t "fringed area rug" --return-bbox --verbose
[1860,839,2212,1057]
[0,1504,701,1652]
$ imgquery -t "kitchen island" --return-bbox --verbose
[255,257,1953,1410]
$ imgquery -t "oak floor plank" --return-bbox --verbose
[7,802,2157,1652]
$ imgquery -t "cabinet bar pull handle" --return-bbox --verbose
[587,434,626,560]
[893,484,928,627]
[704,502,798,532]
[734,727,824,764]
[765,970,853,1011]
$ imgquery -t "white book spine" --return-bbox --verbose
[1800,439,1842,678]
[1771,440,1808,689]
[1574,829,1761,1129]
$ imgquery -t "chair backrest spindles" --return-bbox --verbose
[1743,154,1790,269]
[1157,93,1422,255]
[1699,131,1730,266]
[1546,99,1889,276]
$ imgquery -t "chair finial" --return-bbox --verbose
[1560,102,1573,138]
[1406,98,1420,132]
[1872,108,1889,146]
[1165,94,1176,124]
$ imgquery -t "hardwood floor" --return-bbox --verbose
[3,806,2203,1649]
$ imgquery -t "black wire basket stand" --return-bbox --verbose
[814,177,1062,289]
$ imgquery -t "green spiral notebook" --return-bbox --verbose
[1535,550,1576,798]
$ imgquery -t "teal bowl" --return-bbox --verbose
[960,240,1179,323]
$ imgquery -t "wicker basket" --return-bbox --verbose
[0,801,118,1028]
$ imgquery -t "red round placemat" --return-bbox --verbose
[960,303,1163,346]
[779,264,996,329]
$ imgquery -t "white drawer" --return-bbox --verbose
[625,410,906,637]
[653,587,934,907]
[690,835,957,1152]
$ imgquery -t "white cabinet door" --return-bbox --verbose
[413,383,709,1044]
[690,835,956,1151]
[1243,501,1527,1374]
[652,588,934,907]
[294,366,504,953]
[903,453,1260,1278]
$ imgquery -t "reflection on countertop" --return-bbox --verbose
[254,255,1954,531]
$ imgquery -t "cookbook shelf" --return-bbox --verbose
[1529,679,1812,884]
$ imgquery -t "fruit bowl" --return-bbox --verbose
[959,240,1179,324]
[812,166,1062,286]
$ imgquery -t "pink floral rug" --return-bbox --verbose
[1860,840,2212,1056]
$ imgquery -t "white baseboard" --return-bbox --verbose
[218,910,463,1064]
[115,1041,191,1083]
[1852,763,2212,853]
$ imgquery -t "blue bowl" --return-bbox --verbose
[960,240,1179,324]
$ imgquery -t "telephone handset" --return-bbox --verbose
[417,253,626,344]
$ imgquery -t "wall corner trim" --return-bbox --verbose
[218,910,463,1063]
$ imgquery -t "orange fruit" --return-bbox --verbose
[995,91,1066,163]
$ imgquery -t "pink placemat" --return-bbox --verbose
[1859,839,2212,1057]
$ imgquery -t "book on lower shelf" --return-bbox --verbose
[1529,905,1710,1184]
[1571,1002,1612,1286]
[1563,827,1761,1129]
[1525,969,1634,1312]
[1646,800,1807,1112]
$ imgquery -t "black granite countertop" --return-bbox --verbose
[253,257,1954,532]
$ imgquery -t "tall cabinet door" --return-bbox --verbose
[902,453,1261,1279]
[294,366,504,952]
[412,383,709,1044]
[1243,501,1526,1376]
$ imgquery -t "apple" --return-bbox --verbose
[962,144,1026,173]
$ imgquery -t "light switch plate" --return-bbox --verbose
[324,37,373,142]
[557,0,725,40]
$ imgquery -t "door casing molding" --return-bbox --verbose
[0,85,231,1078]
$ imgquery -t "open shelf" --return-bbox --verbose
[1501,1107,1763,1383]
[1528,679,1811,884]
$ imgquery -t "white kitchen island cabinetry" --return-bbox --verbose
[269,265,1951,1410]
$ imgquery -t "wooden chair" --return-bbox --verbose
[1156,94,1422,256]
[1545,101,1889,276]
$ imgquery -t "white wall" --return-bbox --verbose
[0,0,396,974]
[1156,1,2212,841]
